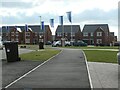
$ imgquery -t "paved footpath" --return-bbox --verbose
[88,62,118,89]
[1,48,34,60]
[5,48,91,89]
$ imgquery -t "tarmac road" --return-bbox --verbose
[5,48,91,89]
[1,48,38,88]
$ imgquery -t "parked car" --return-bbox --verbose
[114,42,120,46]
[46,41,52,45]
[52,41,71,47]
[73,41,87,46]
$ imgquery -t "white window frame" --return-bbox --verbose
[83,32,88,36]
[26,32,30,36]
[72,32,75,36]
[16,31,18,34]
[97,39,102,44]
[57,33,59,36]
[11,32,14,36]
[35,32,38,36]
[11,32,14,34]
[11,34,14,36]
[91,33,93,36]
[65,33,67,36]
[39,32,43,36]
[57,33,62,36]
[16,38,18,41]
[25,39,30,43]
[11,38,14,41]
[97,32,102,36]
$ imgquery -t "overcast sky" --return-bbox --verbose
[0,0,119,36]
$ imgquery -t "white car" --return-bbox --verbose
[52,41,71,47]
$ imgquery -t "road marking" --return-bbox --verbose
[4,50,63,88]
[82,50,93,89]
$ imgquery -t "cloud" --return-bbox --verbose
[0,0,119,36]
[1,8,118,26]
[1,2,33,9]
[1,0,119,16]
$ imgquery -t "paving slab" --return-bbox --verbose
[0,48,34,60]
[88,62,118,89]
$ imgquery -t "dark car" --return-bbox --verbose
[114,42,120,46]
[46,41,52,45]
[73,41,87,46]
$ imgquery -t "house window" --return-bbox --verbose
[35,32,38,36]
[97,32,102,36]
[57,33,62,36]
[16,31,18,34]
[91,33,93,36]
[107,32,109,36]
[26,39,30,43]
[11,38,14,41]
[11,32,14,36]
[26,32,30,36]
[97,39,102,44]
[39,32,43,36]
[11,32,14,34]
[16,32,18,36]
[72,32,75,36]
[11,34,14,36]
[16,38,18,41]
[83,32,88,36]
[16,33,18,37]
[65,33,67,36]
[72,39,75,41]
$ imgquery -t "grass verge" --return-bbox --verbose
[64,46,118,49]
[84,50,118,63]
[19,45,52,50]
[20,49,61,61]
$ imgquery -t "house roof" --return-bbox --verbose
[1,26,19,33]
[16,28,22,32]
[82,24,109,33]
[28,25,50,32]
[2,25,50,33]
[56,25,81,33]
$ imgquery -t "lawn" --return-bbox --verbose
[20,49,61,61]
[84,50,118,63]
[64,46,119,49]
[19,44,52,50]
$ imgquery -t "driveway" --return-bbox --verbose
[4,48,91,89]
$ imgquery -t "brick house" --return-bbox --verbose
[10,26,23,44]
[1,26,9,41]
[55,25,82,41]
[2,25,52,44]
[23,28,34,44]
[82,24,112,45]
[109,32,117,45]
[2,26,22,44]
[28,25,52,44]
